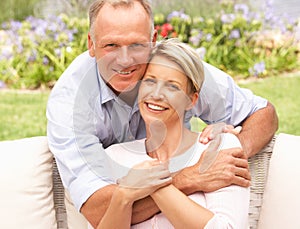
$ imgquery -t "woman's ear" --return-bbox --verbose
[87,33,95,57]
[186,92,199,111]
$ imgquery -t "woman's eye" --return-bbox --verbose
[143,78,156,84]
[167,83,180,90]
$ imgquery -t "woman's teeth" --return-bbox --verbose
[147,103,166,111]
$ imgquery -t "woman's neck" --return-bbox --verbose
[145,121,198,161]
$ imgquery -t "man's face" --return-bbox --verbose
[88,2,155,94]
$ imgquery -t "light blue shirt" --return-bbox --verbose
[46,51,267,210]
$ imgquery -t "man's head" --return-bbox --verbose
[87,0,156,94]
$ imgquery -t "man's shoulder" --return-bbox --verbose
[65,51,96,74]
[49,51,99,100]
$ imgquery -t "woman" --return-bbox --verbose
[97,38,249,229]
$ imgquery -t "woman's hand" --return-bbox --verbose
[117,160,172,202]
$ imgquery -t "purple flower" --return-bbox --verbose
[189,30,203,46]
[206,33,212,42]
[167,10,189,21]
[234,4,249,15]
[196,47,206,59]
[249,61,266,76]
[221,14,236,24]
[43,56,49,65]
[229,29,240,39]
[0,80,6,89]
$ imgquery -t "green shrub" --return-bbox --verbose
[0,15,88,89]
[157,1,300,78]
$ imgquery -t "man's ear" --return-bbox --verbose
[87,33,95,57]
[186,92,199,111]
[151,29,158,47]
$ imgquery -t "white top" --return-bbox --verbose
[104,133,250,228]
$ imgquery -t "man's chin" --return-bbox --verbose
[111,82,140,94]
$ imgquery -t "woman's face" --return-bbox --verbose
[138,55,198,126]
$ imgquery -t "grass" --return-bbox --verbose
[238,73,300,135]
[0,90,49,141]
[0,73,300,141]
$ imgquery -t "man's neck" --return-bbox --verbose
[114,83,140,107]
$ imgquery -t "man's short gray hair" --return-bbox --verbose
[88,0,154,41]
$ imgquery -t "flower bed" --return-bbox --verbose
[0,1,299,89]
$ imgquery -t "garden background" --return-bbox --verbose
[0,0,300,140]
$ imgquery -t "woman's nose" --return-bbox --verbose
[151,83,165,99]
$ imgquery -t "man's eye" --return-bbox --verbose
[129,43,148,50]
[103,44,118,51]
[106,44,117,47]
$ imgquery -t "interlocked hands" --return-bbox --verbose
[117,160,172,201]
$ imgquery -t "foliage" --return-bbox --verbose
[155,0,300,78]
[0,0,40,24]
[0,0,299,89]
[0,15,88,89]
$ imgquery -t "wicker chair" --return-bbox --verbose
[52,136,276,229]
[248,136,276,228]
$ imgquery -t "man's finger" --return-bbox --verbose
[232,176,251,187]
[231,147,248,159]
[234,167,251,181]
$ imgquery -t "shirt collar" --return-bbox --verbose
[95,62,139,112]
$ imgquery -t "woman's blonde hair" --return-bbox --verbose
[149,38,204,93]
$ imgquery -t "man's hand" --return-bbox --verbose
[200,122,242,144]
[173,147,250,194]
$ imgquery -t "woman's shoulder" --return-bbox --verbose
[219,133,241,149]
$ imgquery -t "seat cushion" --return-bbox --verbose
[258,133,300,229]
[0,136,57,229]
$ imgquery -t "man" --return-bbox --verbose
[46,0,278,228]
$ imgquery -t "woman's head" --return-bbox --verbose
[148,38,204,94]
[138,38,204,126]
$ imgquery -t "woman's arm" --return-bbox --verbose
[97,160,172,228]
[151,184,214,229]
[151,134,249,228]
[97,187,133,229]
[151,183,249,229]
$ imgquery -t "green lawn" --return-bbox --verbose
[1,73,300,141]
[238,73,300,135]
[0,90,49,141]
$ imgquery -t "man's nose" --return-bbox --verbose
[116,46,133,67]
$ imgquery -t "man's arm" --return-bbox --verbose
[80,184,161,227]
[238,101,278,157]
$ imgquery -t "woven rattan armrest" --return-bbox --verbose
[53,159,68,229]
[248,136,276,229]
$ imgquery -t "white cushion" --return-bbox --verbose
[258,133,300,229]
[0,136,56,228]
